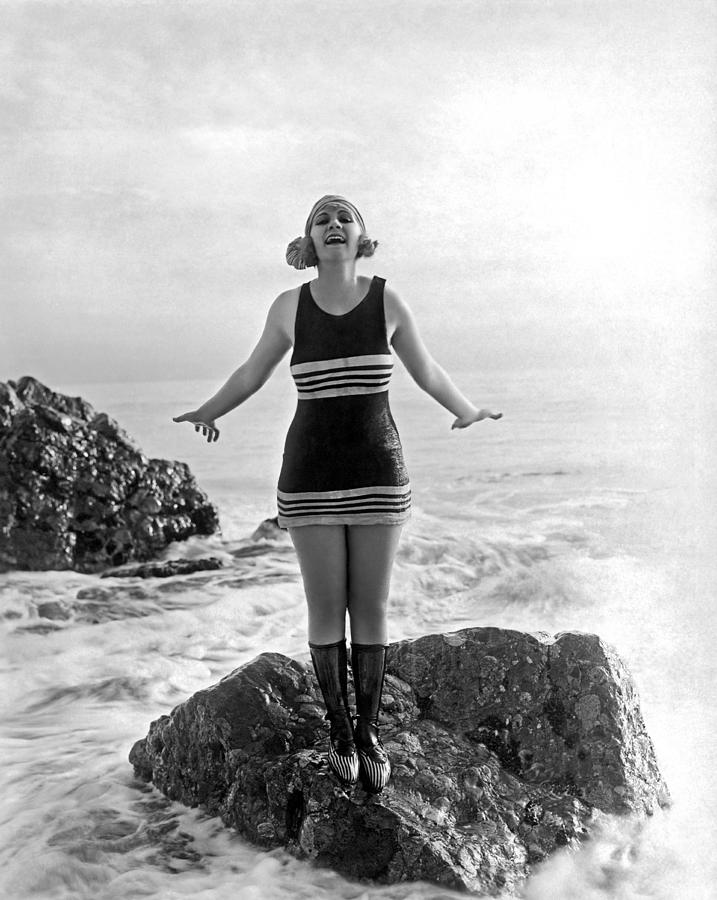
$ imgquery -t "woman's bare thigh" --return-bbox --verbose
[289,525,348,643]
[346,524,403,642]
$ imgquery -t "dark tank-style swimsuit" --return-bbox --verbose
[277,276,411,528]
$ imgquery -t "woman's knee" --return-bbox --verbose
[307,603,347,643]
[347,596,389,644]
[348,591,388,617]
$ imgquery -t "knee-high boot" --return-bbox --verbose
[351,642,392,793]
[309,639,359,785]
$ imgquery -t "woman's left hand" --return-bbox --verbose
[173,410,221,442]
[451,409,503,429]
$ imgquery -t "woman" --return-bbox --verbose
[174,195,501,793]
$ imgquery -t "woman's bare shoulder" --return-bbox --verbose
[270,285,301,314]
[383,282,414,340]
[266,286,301,338]
[382,281,403,304]
[383,282,411,321]
[274,284,302,304]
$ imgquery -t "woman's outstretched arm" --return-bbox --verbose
[386,287,502,430]
[173,291,295,441]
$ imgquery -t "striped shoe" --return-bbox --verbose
[326,722,360,786]
[309,639,359,786]
[355,717,391,794]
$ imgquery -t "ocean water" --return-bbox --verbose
[1,362,715,900]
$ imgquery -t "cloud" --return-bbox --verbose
[2,1,714,382]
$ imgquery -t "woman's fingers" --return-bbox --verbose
[174,414,220,441]
[199,424,220,442]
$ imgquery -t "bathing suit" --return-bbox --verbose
[277,276,411,527]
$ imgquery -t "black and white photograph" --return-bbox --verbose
[1,1,715,897]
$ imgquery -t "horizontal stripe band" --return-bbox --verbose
[277,491,411,509]
[298,373,391,387]
[279,494,410,507]
[278,485,410,501]
[278,501,411,515]
[295,372,392,389]
[298,379,390,394]
[293,364,393,383]
[278,498,411,514]
[279,505,411,519]
[291,354,393,376]
[278,511,410,527]
[297,385,390,399]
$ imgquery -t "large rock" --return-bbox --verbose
[129,627,669,895]
[0,376,219,572]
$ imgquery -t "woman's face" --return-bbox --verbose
[309,203,362,263]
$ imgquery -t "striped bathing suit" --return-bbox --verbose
[277,276,411,527]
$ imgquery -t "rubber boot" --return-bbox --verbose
[309,639,359,785]
[351,642,392,793]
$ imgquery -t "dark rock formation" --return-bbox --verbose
[100,557,224,579]
[36,600,72,621]
[250,516,285,539]
[129,627,669,895]
[0,376,219,573]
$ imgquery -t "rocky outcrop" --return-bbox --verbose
[0,376,219,573]
[100,557,224,579]
[129,627,669,895]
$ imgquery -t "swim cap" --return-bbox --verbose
[304,195,366,235]
[286,195,376,269]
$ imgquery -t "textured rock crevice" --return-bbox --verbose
[0,376,219,572]
[130,627,669,895]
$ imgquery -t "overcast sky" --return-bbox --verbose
[2,0,715,385]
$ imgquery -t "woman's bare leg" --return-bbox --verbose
[345,523,402,793]
[346,524,403,644]
[290,525,359,784]
[289,525,348,644]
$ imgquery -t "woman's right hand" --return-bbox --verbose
[173,411,220,443]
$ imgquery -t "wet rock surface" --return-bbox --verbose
[129,627,669,895]
[100,557,224,579]
[0,376,219,573]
